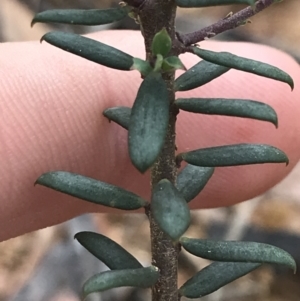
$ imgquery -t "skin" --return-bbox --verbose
[1,30,300,242]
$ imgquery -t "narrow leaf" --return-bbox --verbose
[175,0,254,8]
[152,179,191,240]
[153,54,164,72]
[193,47,294,90]
[180,237,296,272]
[128,73,169,173]
[179,144,289,167]
[179,261,261,298]
[82,266,159,300]
[177,165,214,203]
[41,32,134,71]
[175,98,278,127]
[103,106,131,130]
[32,7,130,26]
[174,60,229,91]
[35,171,148,210]
[151,28,172,57]
[75,232,143,269]
[162,56,187,72]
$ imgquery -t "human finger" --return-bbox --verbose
[1,31,300,241]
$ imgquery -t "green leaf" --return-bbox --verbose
[41,32,134,71]
[128,73,169,173]
[192,47,294,90]
[177,165,214,203]
[152,179,191,241]
[82,266,159,300]
[174,60,230,91]
[153,54,164,72]
[175,98,278,127]
[131,58,153,76]
[75,232,142,269]
[162,56,187,72]
[179,144,289,167]
[151,28,172,57]
[32,7,130,26]
[180,237,296,272]
[179,261,261,298]
[175,0,254,7]
[103,106,131,130]
[35,171,148,210]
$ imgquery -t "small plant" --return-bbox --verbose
[32,0,296,300]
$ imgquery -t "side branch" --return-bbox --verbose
[126,0,145,8]
[177,0,275,46]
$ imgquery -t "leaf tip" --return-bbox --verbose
[290,78,295,91]
[40,33,48,44]
[283,152,290,166]
[31,19,36,28]
[34,173,45,186]
[135,164,149,174]
[102,109,111,120]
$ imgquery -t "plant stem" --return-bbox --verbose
[177,0,275,46]
[139,1,180,300]
[147,96,180,301]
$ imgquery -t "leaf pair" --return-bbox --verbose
[179,237,296,298]
[149,166,215,241]
[175,47,293,92]
[151,29,186,72]
[75,232,159,300]
[180,237,296,272]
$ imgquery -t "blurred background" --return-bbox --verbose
[1,1,300,301]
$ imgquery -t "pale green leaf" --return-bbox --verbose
[35,171,148,210]
[128,73,169,173]
[177,165,214,202]
[179,144,289,167]
[152,179,191,240]
[82,266,159,300]
[32,7,129,26]
[175,60,229,91]
[41,32,134,70]
[179,261,261,298]
[175,98,278,127]
[193,47,294,90]
[75,232,142,269]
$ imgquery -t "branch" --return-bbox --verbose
[126,0,145,8]
[177,0,275,46]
